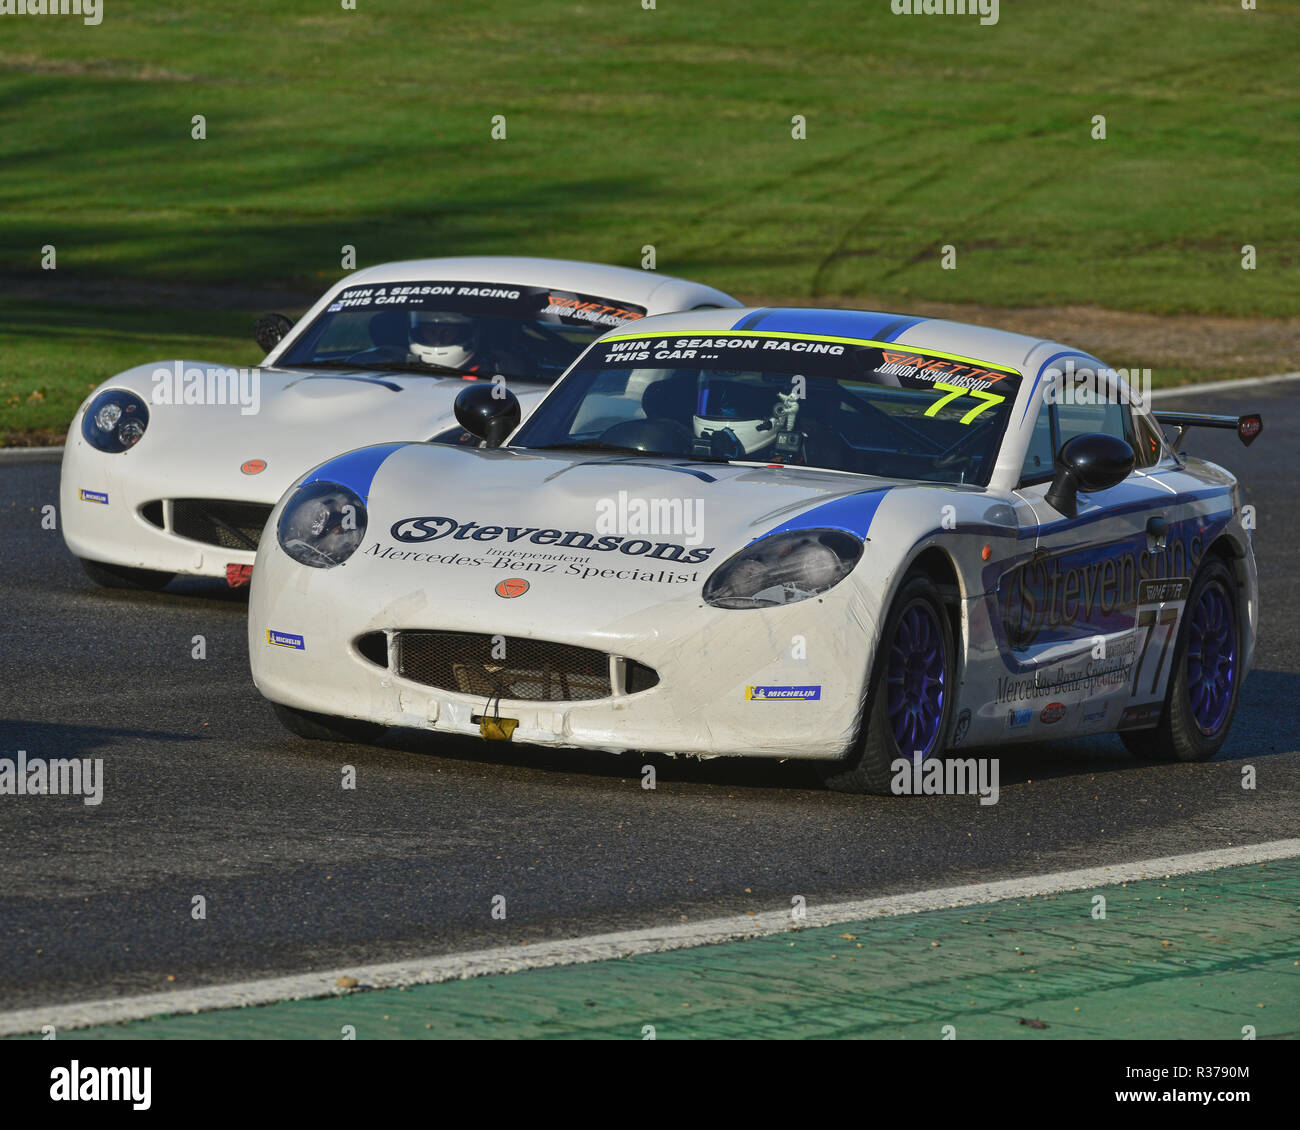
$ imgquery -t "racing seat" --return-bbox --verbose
[796,385,854,469]
[641,371,698,426]
[368,310,410,354]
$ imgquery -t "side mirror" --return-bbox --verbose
[454,383,520,448]
[255,313,294,353]
[1044,432,1134,519]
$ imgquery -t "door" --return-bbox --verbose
[996,378,1182,735]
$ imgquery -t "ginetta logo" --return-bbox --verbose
[495,578,529,598]
[241,459,267,475]
[877,351,1009,384]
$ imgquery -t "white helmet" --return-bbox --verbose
[409,312,476,369]
[692,380,796,458]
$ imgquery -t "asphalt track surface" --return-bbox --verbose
[2,384,1297,1014]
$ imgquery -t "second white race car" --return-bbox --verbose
[60,256,738,590]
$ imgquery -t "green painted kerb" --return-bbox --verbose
[39,859,1300,1040]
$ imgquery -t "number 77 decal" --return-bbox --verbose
[925,381,1006,425]
[1132,606,1180,696]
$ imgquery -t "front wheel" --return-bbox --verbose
[817,574,956,794]
[272,703,387,744]
[1121,557,1242,762]
[79,557,174,591]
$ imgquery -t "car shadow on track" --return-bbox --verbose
[246,667,1300,797]
[161,577,251,604]
[332,729,1190,797]
[63,575,251,609]
[369,724,815,792]
[0,719,204,762]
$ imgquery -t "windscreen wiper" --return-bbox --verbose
[280,359,547,382]
[277,360,379,371]
[532,441,731,463]
[277,359,477,378]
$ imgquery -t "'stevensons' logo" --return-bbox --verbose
[389,515,713,563]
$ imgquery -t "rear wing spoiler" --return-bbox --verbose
[1154,411,1262,451]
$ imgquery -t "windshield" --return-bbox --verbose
[278,280,647,383]
[511,333,1022,484]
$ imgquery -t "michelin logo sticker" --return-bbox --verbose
[746,685,821,701]
[1006,708,1032,729]
[267,629,305,650]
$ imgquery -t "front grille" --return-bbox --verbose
[625,659,660,694]
[395,631,613,702]
[171,499,274,551]
[356,631,389,667]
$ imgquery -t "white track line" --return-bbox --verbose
[1148,371,1300,399]
[3,839,1297,1037]
[0,446,63,461]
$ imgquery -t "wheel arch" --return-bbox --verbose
[875,541,968,700]
[904,545,964,656]
[837,539,966,760]
[1202,531,1254,667]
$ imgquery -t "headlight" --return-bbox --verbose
[82,389,149,452]
[276,481,368,568]
[703,528,863,609]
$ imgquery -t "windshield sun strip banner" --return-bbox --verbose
[325,282,647,328]
[594,328,1020,374]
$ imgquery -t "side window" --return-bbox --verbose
[1020,377,1138,484]
[1131,408,1164,468]
[1019,405,1055,481]
[1055,398,1129,447]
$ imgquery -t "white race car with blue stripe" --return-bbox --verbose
[247,306,1263,793]
[59,257,738,592]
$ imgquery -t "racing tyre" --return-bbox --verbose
[79,557,174,591]
[817,573,956,795]
[1121,557,1241,762]
[272,703,387,744]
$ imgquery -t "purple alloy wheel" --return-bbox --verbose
[886,602,946,757]
[1186,579,1237,735]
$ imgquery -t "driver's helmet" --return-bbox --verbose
[409,311,477,368]
[691,375,782,456]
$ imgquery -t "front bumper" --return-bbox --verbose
[60,438,287,578]
[247,543,880,761]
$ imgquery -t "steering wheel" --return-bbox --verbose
[598,418,695,456]
[522,320,578,349]
[342,345,407,364]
